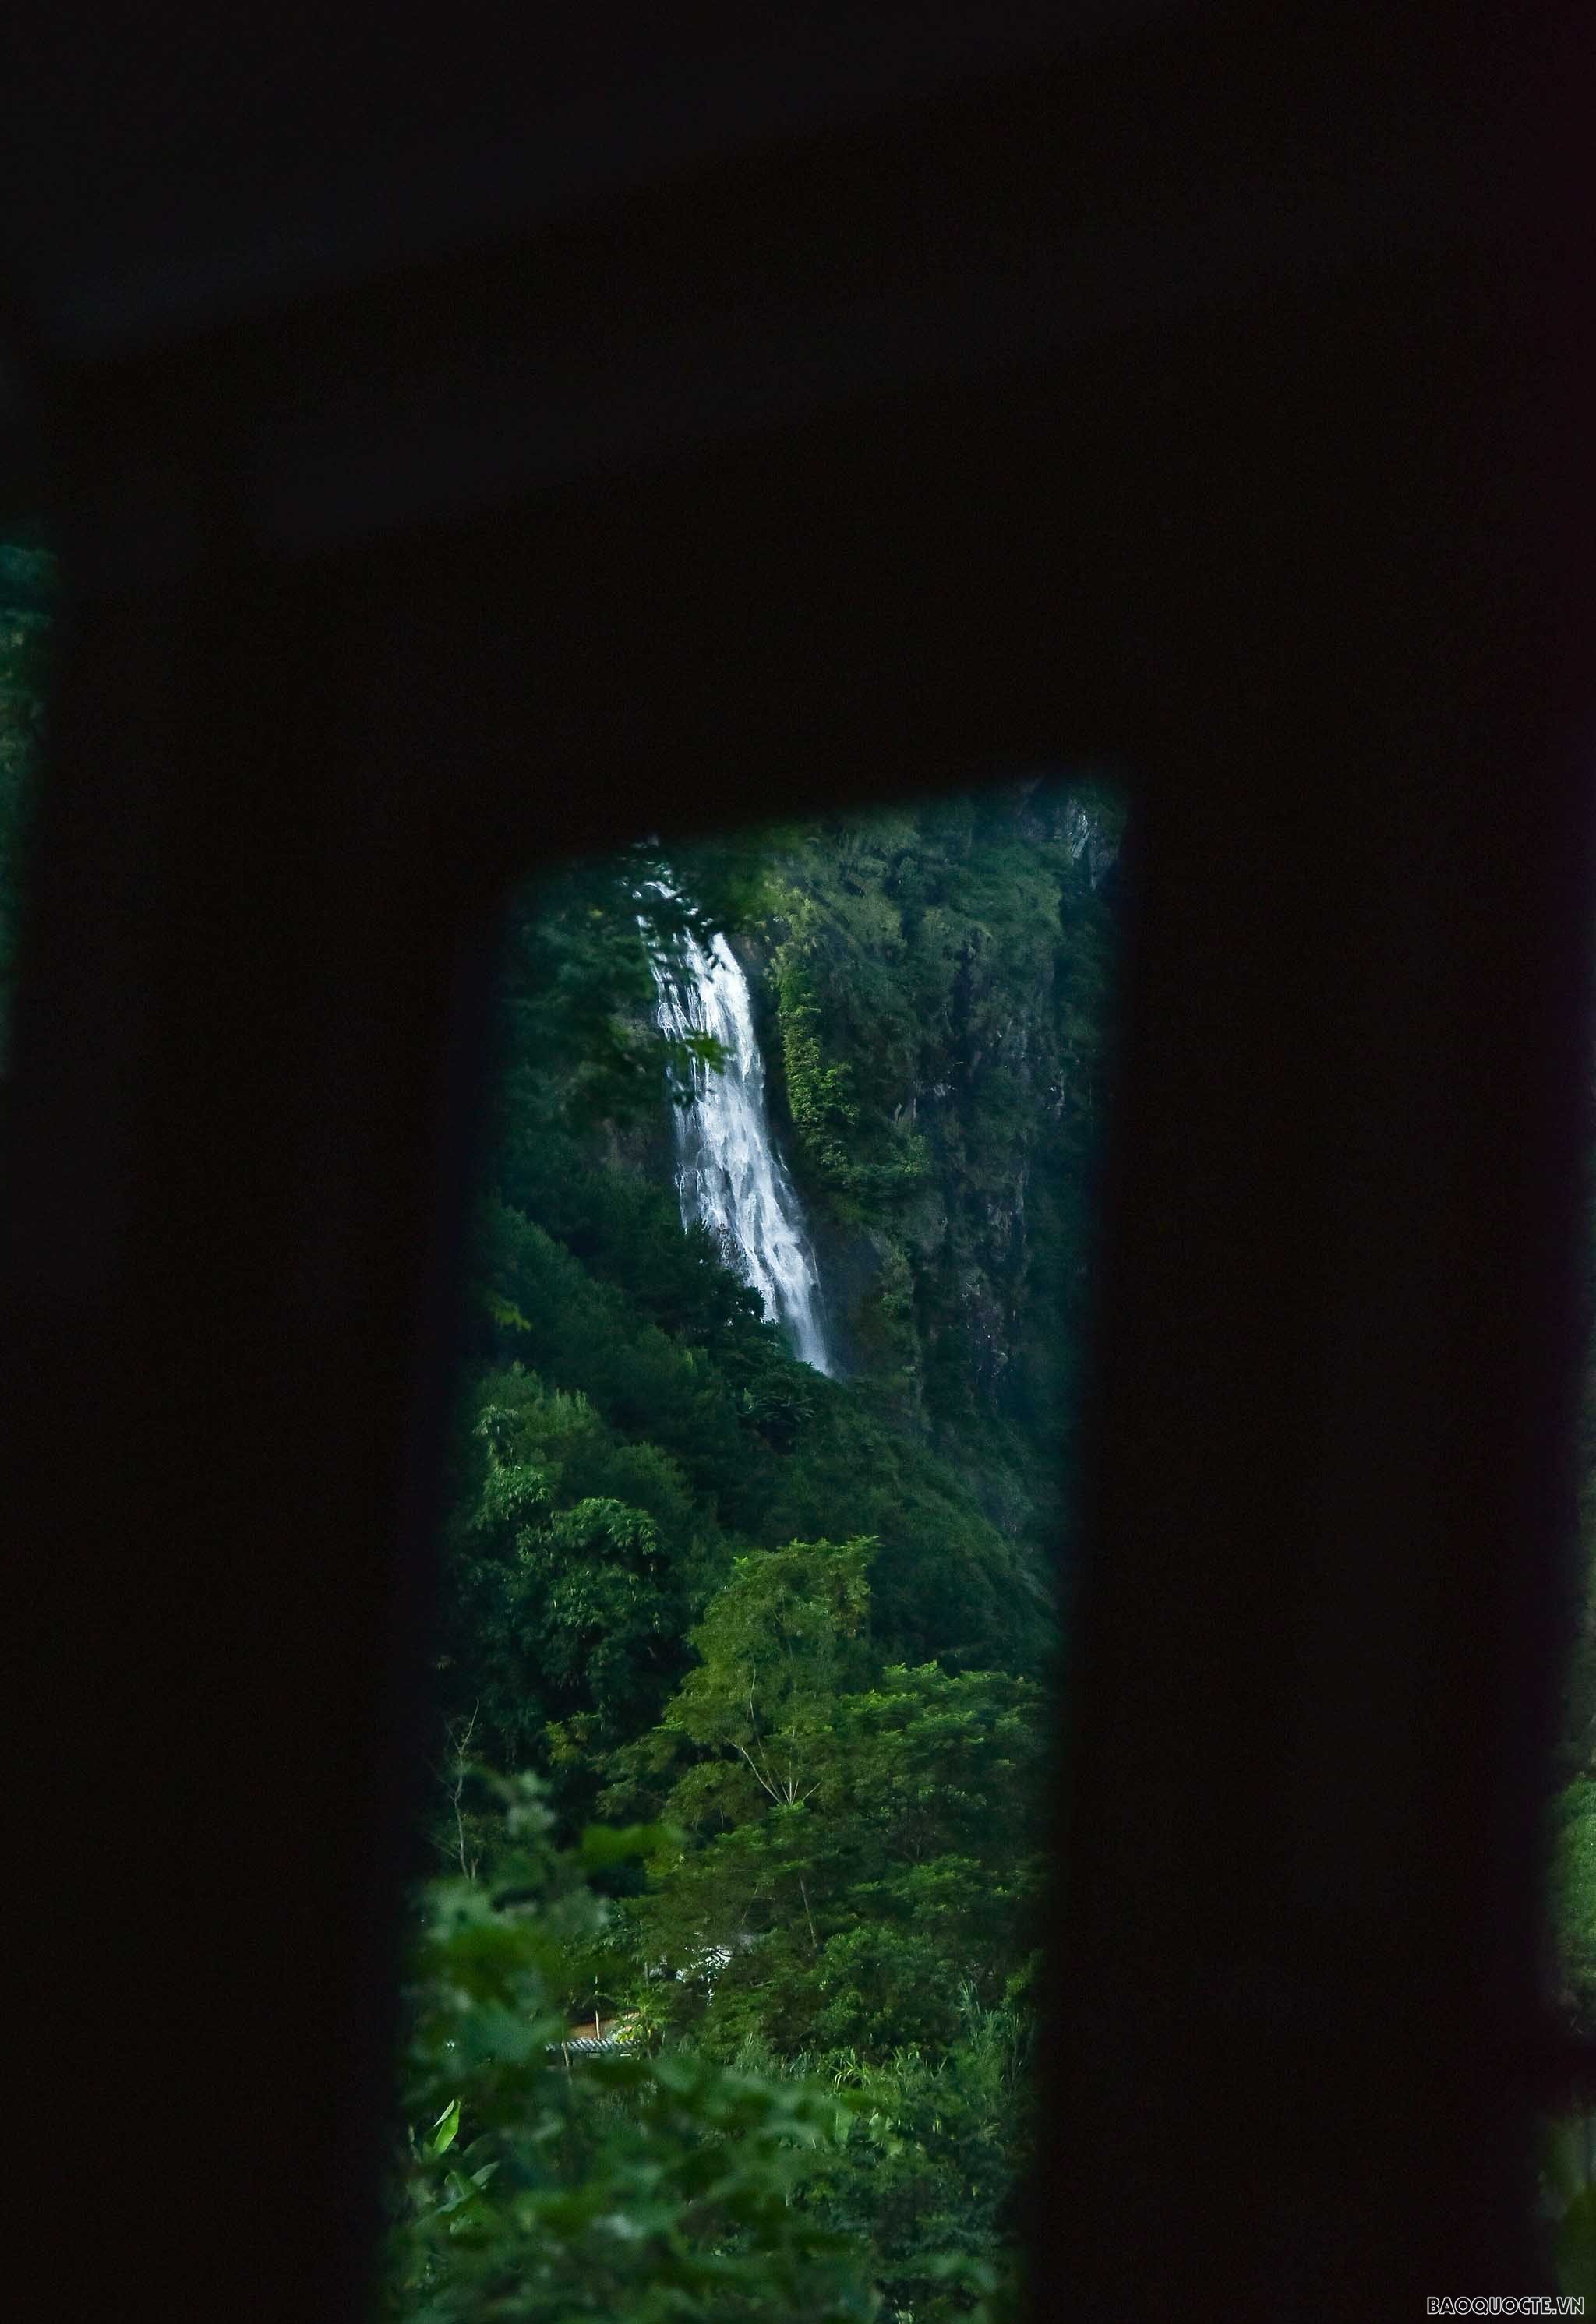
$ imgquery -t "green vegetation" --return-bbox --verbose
[387,1776,886,2323]
[411,790,1117,2314]
[744,788,1121,1542]
[598,1539,1046,2067]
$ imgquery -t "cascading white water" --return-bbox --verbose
[648,911,833,1375]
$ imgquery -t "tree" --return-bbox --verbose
[386,1773,882,2324]
[437,1370,711,1820]
[794,1987,1036,2324]
[603,1539,1047,2064]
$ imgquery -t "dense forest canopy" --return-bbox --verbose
[5,548,1596,2312]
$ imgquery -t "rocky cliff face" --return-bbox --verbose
[710,776,1124,1543]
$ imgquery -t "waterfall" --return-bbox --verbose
[648,906,833,1375]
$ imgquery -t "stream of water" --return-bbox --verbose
[648,908,832,1375]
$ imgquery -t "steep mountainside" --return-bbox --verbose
[718,778,1123,1543]
[441,782,1123,1809]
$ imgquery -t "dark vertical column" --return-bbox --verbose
[3,551,491,2317]
[1036,286,1592,2314]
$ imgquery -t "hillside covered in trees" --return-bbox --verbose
[394,789,1121,2319]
